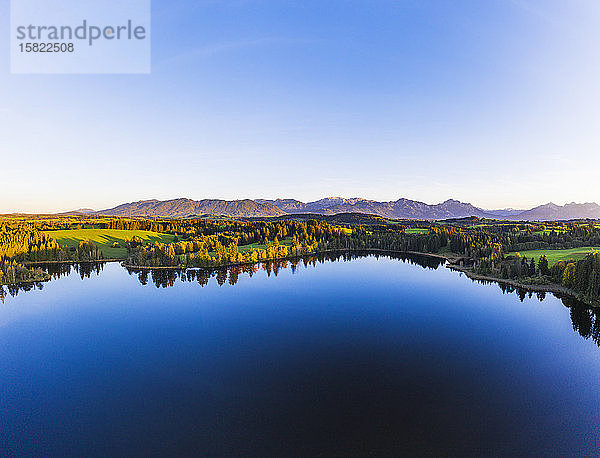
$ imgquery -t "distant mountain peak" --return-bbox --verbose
[513,201,600,221]
[94,197,600,221]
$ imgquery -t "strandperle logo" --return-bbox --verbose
[15,20,148,46]
[10,0,151,74]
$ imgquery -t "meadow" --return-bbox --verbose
[43,229,175,259]
[509,247,600,265]
[237,236,294,252]
[405,228,429,234]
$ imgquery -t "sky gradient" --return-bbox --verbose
[2,0,599,213]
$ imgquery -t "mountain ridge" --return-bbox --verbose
[94,197,600,220]
[512,202,600,221]
[97,198,285,218]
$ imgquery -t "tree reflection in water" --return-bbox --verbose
[0,262,105,303]
[563,297,600,346]
[124,252,445,289]
[1,253,599,347]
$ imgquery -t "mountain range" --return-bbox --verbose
[90,197,600,221]
[96,199,285,218]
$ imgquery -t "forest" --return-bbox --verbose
[0,215,599,305]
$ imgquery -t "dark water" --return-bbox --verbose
[1,254,600,456]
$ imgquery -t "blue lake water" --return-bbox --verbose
[1,254,599,456]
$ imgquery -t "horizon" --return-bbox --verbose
[3,0,600,213]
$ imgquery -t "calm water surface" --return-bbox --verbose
[1,254,600,456]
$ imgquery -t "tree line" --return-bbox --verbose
[2,216,600,305]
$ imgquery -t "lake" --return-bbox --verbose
[1,254,599,456]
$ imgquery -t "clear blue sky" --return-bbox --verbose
[2,0,599,213]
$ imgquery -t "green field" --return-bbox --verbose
[531,228,567,235]
[238,236,294,253]
[405,228,429,234]
[509,247,600,266]
[44,229,175,259]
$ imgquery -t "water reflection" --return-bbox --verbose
[562,297,600,346]
[458,277,600,347]
[1,253,442,301]
[2,253,599,348]
[30,261,105,280]
[0,281,45,302]
[0,262,104,302]
[124,251,445,289]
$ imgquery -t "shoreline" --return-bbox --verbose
[8,250,599,308]
[120,248,457,271]
[22,259,123,265]
[449,264,599,308]
[123,249,597,308]
[121,249,356,271]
